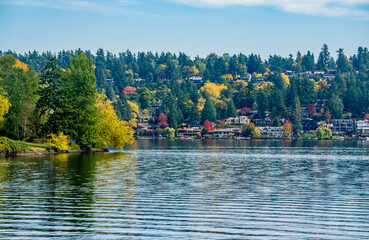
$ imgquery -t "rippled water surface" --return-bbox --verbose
[1,139,369,239]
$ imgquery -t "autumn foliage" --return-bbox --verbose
[123,86,137,95]
[96,93,134,149]
[156,112,169,127]
[282,121,292,137]
[203,120,215,132]
[200,82,227,99]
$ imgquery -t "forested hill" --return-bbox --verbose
[0,44,369,141]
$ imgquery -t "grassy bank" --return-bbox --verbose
[0,137,51,156]
[0,137,107,157]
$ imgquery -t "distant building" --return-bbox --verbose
[137,114,150,123]
[357,120,369,135]
[285,70,295,76]
[188,76,203,84]
[314,70,325,75]
[224,116,250,126]
[323,74,335,80]
[106,78,114,85]
[259,126,282,136]
[178,127,201,137]
[210,128,241,138]
[134,78,145,83]
[332,119,354,134]
[255,76,266,82]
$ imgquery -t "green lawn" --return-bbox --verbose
[21,142,51,152]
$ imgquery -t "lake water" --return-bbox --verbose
[0,139,369,239]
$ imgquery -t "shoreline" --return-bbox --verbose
[0,148,108,158]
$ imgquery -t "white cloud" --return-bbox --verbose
[169,0,369,19]
[0,0,141,14]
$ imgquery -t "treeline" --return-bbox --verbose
[0,53,134,150]
[1,44,369,137]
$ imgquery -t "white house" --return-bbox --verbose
[357,120,369,135]
[259,126,283,136]
[224,116,250,126]
[210,128,241,138]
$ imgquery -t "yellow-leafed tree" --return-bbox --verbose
[49,132,69,151]
[0,76,10,123]
[127,101,139,119]
[96,93,134,149]
[281,73,290,85]
[200,82,227,99]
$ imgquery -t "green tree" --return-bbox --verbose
[226,98,237,118]
[256,91,268,119]
[0,55,39,140]
[63,52,100,150]
[36,56,65,136]
[328,94,343,119]
[201,96,216,123]
[316,124,332,140]
[163,93,179,130]
[317,44,330,71]
[291,97,302,137]
[242,123,255,137]
[164,127,176,139]
[137,87,152,109]
[336,48,350,73]
[251,127,261,138]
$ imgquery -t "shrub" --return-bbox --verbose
[316,125,332,140]
[49,132,69,151]
[164,127,176,139]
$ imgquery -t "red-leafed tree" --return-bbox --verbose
[240,107,252,115]
[156,112,169,128]
[306,104,317,116]
[122,86,137,95]
[203,120,215,132]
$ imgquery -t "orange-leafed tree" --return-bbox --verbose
[282,121,292,137]
[123,86,137,95]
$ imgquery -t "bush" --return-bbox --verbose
[316,125,332,140]
[0,137,28,156]
[49,132,69,151]
[164,127,176,139]
[251,127,261,138]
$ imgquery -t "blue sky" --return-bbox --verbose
[0,0,368,60]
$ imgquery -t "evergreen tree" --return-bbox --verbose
[201,96,216,123]
[317,44,330,71]
[36,56,65,136]
[337,48,350,73]
[256,91,268,119]
[226,98,237,118]
[328,94,343,119]
[163,93,179,130]
[291,97,302,137]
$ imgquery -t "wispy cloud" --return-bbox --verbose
[0,0,152,16]
[168,0,369,19]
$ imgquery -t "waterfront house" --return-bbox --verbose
[259,126,283,136]
[332,119,354,134]
[210,128,241,138]
[357,120,369,135]
[178,127,201,137]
